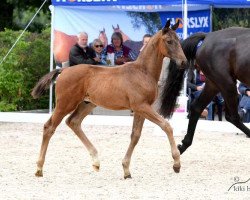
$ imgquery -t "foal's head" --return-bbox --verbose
[159,20,187,67]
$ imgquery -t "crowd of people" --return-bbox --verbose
[67,30,250,123]
[186,66,250,123]
[69,31,140,67]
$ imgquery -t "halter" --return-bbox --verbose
[196,40,204,50]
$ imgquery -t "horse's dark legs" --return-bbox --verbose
[65,102,99,171]
[221,86,250,137]
[122,113,145,179]
[178,83,218,154]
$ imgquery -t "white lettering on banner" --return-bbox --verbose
[167,16,209,29]
[188,17,208,28]
[115,5,162,11]
[60,0,118,2]
[86,0,117,2]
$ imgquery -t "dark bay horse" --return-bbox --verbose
[31,20,187,178]
[160,27,250,155]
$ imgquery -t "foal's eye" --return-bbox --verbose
[167,40,173,45]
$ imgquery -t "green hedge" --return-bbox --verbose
[0,28,50,111]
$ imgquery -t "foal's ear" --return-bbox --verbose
[171,20,180,31]
[162,19,171,34]
[164,19,171,29]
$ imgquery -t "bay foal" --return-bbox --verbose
[32,20,187,178]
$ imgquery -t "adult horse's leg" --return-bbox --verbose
[65,102,100,171]
[122,113,145,179]
[35,108,68,177]
[178,82,218,154]
[219,82,250,137]
[134,104,181,173]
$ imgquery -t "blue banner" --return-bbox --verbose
[159,10,211,39]
[52,7,148,63]
[51,0,250,7]
[51,0,212,6]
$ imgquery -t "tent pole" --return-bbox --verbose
[183,0,188,39]
[182,0,188,114]
[210,5,213,32]
[49,5,55,114]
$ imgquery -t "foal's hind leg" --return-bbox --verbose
[134,104,181,173]
[65,102,100,171]
[122,113,145,179]
[35,109,68,177]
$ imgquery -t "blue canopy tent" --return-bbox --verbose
[48,0,250,113]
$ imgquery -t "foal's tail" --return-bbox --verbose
[159,61,185,118]
[31,68,62,99]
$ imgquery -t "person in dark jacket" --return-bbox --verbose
[238,82,250,123]
[69,32,98,66]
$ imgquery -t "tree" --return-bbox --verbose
[0,28,51,111]
[0,0,51,32]
[0,1,14,31]
[127,12,162,35]
[127,9,250,35]
[213,8,250,30]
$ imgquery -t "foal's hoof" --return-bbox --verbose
[92,165,100,172]
[35,169,43,177]
[124,174,132,179]
[173,165,181,173]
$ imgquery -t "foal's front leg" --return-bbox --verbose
[122,113,145,179]
[135,104,181,173]
[36,109,66,177]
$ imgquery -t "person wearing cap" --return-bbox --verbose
[103,32,137,65]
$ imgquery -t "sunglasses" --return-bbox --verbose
[95,45,103,48]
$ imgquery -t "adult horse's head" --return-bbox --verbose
[159,20,187,68]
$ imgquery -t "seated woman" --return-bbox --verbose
[91,39,107,65]
[238,82,250,122]
[103,32,137,65]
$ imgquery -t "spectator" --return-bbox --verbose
[69,32,98,66]
[140,34,152,52]
[186,68,212,119]
[211,93,224,121]
[238,82,250,122]
[92,39,107,65]
[103,32,137,65]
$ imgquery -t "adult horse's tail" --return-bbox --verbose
[159,61,185,118]
[31,69,62,99]
[159,32,207,118]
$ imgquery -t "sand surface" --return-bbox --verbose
[0,122,249,199]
